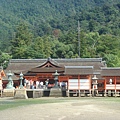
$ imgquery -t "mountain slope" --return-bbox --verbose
[0,0,120,51]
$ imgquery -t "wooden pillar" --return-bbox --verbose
[78,75,80,97]
[88,75,92,97]
[67,89,69,97]
[104,79,107,97]
[67,76,69,97]
[115,76,117,97]
[68,76,69,90]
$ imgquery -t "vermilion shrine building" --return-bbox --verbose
[3,58,120,97]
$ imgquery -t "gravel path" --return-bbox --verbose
[0,97,120,120]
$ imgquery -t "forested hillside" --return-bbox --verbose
[0,0,120,67]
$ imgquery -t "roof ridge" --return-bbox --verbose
[10,58,103,63]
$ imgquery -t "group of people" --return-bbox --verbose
[23,79,44,89]
[22,79,67,89]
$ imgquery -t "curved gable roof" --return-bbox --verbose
[36,58,64,68]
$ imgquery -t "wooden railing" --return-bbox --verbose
[106,84,120,90]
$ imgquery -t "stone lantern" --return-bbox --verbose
[92,75,98,96]
[53,70,59,88]
[50,70,62,97]
[14,72,28,99]
[19,72,24,89]
[6,70,14,89]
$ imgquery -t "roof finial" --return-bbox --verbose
[47,57,51,61]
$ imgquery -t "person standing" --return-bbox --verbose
[30,79,33,89]
[36,81,39,89]
[61,81,66,89]
[45,79,49,89]
[27,80,30,89]
[24,78,27,88]
[40,81,43,88]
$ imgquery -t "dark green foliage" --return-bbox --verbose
[11,22,33,58]
[0,0,120,66]
[0,53,12,69]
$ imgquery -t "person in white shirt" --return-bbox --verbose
[40,81,44,88]
[45,79,49,89]
[36,81,39,89]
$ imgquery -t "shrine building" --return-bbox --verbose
[2,57,120,97]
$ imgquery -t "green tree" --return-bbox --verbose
[103,54,120,67]
[96,35,119,57]
[42,36,52,58]
[32,36,45,58]
[0,52,12,69]
[11,22,33,58]
[83,32,100,57]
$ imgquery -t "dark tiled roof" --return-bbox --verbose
[36,59,64,68]
[4,58,105,79]
[29,67,64,73]
[101,67,120,76]
[6,58,104,72]
[64,66,93,75]
[55,59,105,71]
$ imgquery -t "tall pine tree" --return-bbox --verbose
[11,22,33,58]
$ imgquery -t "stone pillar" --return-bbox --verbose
[19,72,24,89]
[89,89,92,97]
[67,90,69,97]
[115,90,117,97]
[104,89,107,97]
[78,90,80,97]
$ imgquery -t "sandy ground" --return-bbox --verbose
[0,97,120,120]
